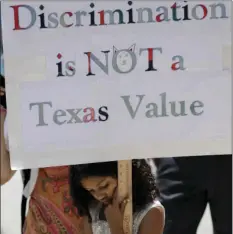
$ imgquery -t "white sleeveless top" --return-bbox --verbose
[90,200,164,234]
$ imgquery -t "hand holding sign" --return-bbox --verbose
[104,188,129,234]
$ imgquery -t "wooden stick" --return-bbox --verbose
[118,160,133,234]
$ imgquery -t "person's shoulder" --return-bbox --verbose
[133,200,164,230]
[145,200,165,222]
[151,200,164,210]
[138,202,165,234]
[147,203,165,220]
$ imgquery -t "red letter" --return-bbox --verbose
[83,108,97,123]
[10,5,36,30]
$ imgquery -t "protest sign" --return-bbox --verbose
[1,1,231,169]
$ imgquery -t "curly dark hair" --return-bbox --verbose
[69,159,160,221]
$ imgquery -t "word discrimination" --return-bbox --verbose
[10,1,228,30]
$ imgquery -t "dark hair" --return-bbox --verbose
[69,159,160,220]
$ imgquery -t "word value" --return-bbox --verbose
[29,102,109,126]
[56,44,185,77]
[121,92,204,119]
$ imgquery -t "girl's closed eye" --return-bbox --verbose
[99,183,109,190]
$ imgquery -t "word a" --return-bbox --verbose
[56,44,185,77]
[121,92,204,119]
[29,102,109,126]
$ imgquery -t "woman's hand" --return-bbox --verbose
[0,86,6,110]
[104,189,128,234]
[0,87,5,97]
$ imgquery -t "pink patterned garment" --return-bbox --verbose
[23,166,84,234]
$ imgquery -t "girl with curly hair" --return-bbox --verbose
[69,159,165,234]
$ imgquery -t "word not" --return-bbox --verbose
[10,1,229,30]
[121,92,204,119]
[29,102,109,126]
[56,45,185,77]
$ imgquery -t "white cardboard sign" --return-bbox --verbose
[1,1,231,169]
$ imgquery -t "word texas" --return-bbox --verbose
[56,44,185,77]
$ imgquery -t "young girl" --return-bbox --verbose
[69,160,165,234]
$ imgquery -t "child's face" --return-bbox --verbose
[81,176,117,204]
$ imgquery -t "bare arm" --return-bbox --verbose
[138,206,165,234]
[1,110,16,185]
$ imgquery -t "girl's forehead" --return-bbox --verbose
[82,176,107,187]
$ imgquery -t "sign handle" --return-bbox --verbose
[118,160,133,234]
